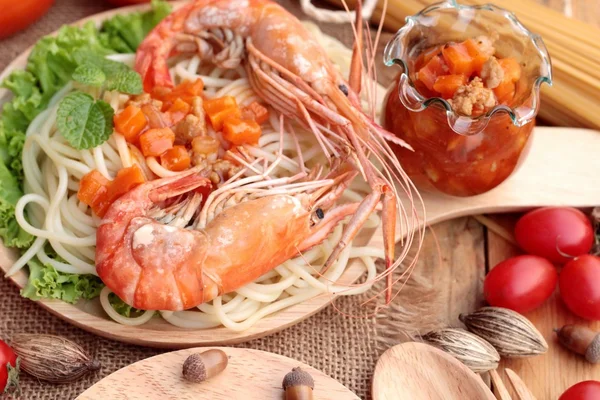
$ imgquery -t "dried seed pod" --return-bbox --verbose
[422,328,500,373]
[282,367,314,400]
[555,324,600,363]
[10,334,100,383]
[459,307,548,357]
[182,349,228,383]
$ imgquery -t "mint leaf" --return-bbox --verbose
[73,49,142,94]
[57,92,114,150]
[106,69,143,94]
[73,64,106,87]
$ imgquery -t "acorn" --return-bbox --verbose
[282,367,314,400]
[182,349,228,383]
[555,324,600,364]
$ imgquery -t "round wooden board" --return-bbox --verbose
[2,0,600,350]
[76,347,359,399]
[0,1,379,348]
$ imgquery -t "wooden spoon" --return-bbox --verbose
[372,342,496,400]
[390,126,600,242]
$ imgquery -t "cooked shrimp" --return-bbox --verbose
[96,166,360,310]
[135,0,421,302]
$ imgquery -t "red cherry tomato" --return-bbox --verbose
[559,255,600,320]
[0,0,54,39]
[0,339,19,394]
[559,380,600,400]
[515,207,594,264]
[484,255,558,313]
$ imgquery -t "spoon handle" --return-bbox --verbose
[385,127,600,245]
[490,369,513,400]
[505,369,537,400]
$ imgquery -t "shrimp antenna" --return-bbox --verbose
[349,0,363,94]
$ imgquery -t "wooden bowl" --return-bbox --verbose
[0,2,375,348]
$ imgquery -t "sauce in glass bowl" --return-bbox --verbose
[383,1,552,197]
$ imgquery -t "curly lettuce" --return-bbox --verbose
[100,0,172,53]
[0,0,171,299]
[21,258,104,304]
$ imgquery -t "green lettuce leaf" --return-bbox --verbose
[21,258,104,304]
[108,292,145,318]
[0,159,32,248]
[28,22,110,94]
[0,0,172,300]
[99,0,172,53]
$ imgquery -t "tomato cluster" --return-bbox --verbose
[484,207,599,320]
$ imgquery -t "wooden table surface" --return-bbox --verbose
[425,2,600,398]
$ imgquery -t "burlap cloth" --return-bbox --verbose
[0,1,420,399]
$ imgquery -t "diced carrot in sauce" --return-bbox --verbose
[420,45,443,66]
[77,170,110,216]
[211,107,242,131]
[153,79,205,108]
[498,58,521,83]
[222,118,262,146]
[176,79,204,97]
[492,58,521,104]
[160,145,191,171]
[114,105,147,143]
[241,102,270,125]
[191,136,220,156]
[139,127,175,157]
[80,165,146,218]
[442,43,474,76]
[203,96,238,115]
[493,80,516,104]
[433,74,468,99]
[166,98,191,126]
[463,39,490,74]
[417,55,447,92]
[94,164,146,217]
[204,96,241,130]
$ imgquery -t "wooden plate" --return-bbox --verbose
[1,2,599,349]
[0,2,379,348]
[76,347,359,399]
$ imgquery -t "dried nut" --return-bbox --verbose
[422,328,500,373]
[10,334,100,383]
[182,349,228,383]
[459,307,548,357]
[555,324,600,363]
[283,367,314,400]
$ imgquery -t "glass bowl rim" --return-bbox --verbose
[383,0,553,134]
